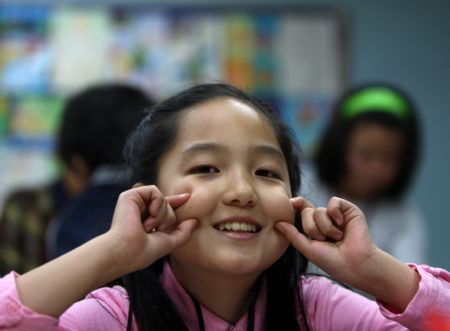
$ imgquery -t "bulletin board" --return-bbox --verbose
[0,3,346,203]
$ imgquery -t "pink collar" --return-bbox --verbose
[160,261,266,331]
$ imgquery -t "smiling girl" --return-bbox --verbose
[1,83,449,331]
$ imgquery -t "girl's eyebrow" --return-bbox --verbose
[251,145,285,162]
[179,142,225,161]
[179,142,285,162]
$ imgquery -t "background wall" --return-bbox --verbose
[2,0,450,269]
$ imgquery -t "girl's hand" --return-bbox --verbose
[276,196,420,311]
[107,184,198,273]
[16,184,197,318]
[276,196,377,285]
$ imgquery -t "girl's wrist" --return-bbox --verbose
[89,233,130,283]
[97,232,141,278]
[351,248,420,311]
[101,230,158,276]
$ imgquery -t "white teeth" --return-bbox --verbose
[217,222,257,233]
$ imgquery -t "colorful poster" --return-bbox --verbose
[108,10,224,97]
[50,7,112,92]
[252,14,278,95]
[0,5,51,93]
[276,14,342,95]
[7,95,64,150]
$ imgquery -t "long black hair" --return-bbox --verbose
[314,82,421,200]
[122,83,309,331]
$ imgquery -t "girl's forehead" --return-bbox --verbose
[179,98,276,136]
[169,98,282,151]
[183,97,262,120]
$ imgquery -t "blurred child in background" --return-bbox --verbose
[303,83,427,264]
[0,83,154,274]
[47,83,154,257]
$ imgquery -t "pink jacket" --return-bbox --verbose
[1,262,449,330]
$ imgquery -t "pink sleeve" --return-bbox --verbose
[0,272,135,330]
[301,264,450,331]
[0,272,61,330]
[379,264,450,329]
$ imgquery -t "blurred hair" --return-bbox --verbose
[56,83,155,172]
[314,82,421,199]
[122,83,309,331]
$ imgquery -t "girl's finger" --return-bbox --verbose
[275,221,313,258]
[313,208,343,241]
[154,193,191,232]
[112,185,162,228]
[327,197,361,226]
[166,219,198,247]
[167,193,191,209]
[148,195,164,216]
[156,203,177,232]
[142,218,158,233]
[144,193,191,232]
[142,197,168,232]
[290,196,314,212]
[130,185,164,212]
[301,207,326,241]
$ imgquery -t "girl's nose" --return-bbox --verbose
[222,173,258,207]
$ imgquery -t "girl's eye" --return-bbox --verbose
[255,169,281,179]
[189,165,219,174]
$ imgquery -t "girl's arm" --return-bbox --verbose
[276,197,419,312]
[15,185,197,317]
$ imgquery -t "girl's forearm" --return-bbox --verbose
[350,248,420,312]
[16,233,128,317]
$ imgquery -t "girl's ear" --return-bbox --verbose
[132,182,145,189]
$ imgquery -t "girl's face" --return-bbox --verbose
[343,123,404,200]
[157,98,294,278]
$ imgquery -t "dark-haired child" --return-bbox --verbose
[305,83,427,264]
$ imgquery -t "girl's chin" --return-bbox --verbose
[212,254,283,276]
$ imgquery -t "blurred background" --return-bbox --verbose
[0,0,449,270]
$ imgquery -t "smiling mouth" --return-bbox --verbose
[214,222,261,233]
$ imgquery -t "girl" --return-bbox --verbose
[305,83,427,263]
[1,83,449,331]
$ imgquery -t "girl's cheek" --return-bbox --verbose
[264,189,295,224]
[283,199,296,224]
[171,182,212,220]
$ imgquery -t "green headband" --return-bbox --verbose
[340,87,410,119]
